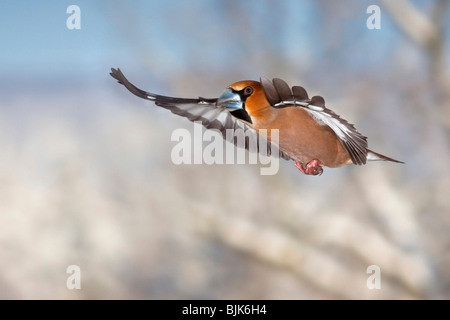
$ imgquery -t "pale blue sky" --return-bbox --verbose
[0,0,447,91]
[0,1,397,76]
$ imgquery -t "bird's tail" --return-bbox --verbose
[366,149,404,163]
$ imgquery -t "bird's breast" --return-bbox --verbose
[252,107,351,167]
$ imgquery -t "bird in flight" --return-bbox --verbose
[110,68,403,175]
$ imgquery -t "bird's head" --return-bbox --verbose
[217,80,270,124]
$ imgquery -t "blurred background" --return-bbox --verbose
[0,0,449,299]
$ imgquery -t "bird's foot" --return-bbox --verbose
[295,159,323,176]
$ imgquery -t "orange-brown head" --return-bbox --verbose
[216,80,272,124]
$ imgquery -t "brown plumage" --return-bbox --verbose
[226,80,352,168]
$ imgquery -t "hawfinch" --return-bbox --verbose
[110,68,402,175]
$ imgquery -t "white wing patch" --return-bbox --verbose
[306,107,351,140]
[274,100,352,141]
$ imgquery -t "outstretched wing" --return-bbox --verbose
[110,68,291,160]
[260,77,368,165]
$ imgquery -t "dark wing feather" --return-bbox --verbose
[273,78,293,101]
[260,77,281,105]
[260,77,368,165]
[292,86,309,100]
[110,68,291,160]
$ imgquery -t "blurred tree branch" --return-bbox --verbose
[382,0,439,48]
[190,191,428,299]
[382,0,450,127]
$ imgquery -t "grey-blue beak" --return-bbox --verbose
[217,88,243,110]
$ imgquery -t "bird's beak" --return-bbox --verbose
[217,88,243,110]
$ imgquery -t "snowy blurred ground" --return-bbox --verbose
[0,81,447,299]
[0,0,449,299]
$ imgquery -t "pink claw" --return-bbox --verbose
[295,159,323,176]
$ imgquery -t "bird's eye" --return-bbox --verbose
[244,86,254,96]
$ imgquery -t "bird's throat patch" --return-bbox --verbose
[230,109,253,124]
